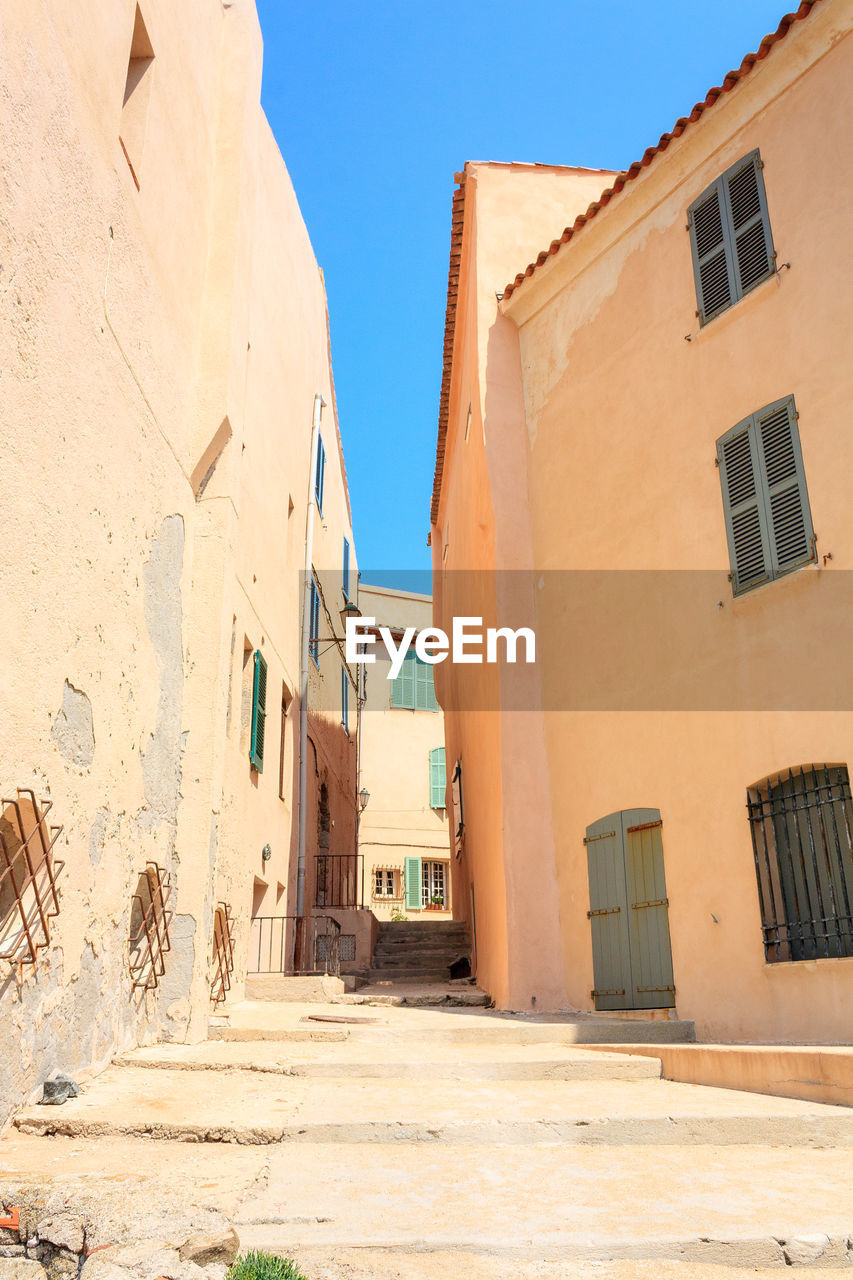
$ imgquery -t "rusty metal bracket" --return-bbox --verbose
[587,906,621,918]
[591,988,625,998]
[583,830,616,845]
[0,789,64,966]
[129,862,173,992]
[626,820,663,834]
[210,902,235,1007]
[636,984,676,994]
[632,898,669,910]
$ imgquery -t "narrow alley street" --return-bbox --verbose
[3,995,853,1278]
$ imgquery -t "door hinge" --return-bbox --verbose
[636,984,675,994]
[632,898,669,910]
[584,830,616,845]
[587,906,621,918]
[592,988,625,998]
[626,820,663,834]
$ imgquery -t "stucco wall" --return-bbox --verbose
[358,586,450,921]
[0,0,356,1124]
[499,0,853,1040]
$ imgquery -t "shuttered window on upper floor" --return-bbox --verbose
[309,577,320,668]
[390,650,438,711]
[688,151,775,325]
[315,436,326,515]
[717,396,816,596]
[429,747,446,809]
[249,649,267,772]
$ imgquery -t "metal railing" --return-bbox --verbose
[248,913,345,976]
[314,853,363,909]
[748,764,853,962]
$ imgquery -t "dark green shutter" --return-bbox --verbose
[404,856,422,910]
[250,650,267,771]
[755,398,815,576]
[309,578,320,667]
[718,396,814,596]
[341,664,349,732]
[342,537,350,599]
[689,150,774,324]
[315,436,326,514]
[429,747,446,809]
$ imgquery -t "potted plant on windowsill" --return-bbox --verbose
[425,895,445,911]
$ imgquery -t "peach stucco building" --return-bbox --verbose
[358,585,451,922]
[0,0,357,1126]
[431,0,853,1041]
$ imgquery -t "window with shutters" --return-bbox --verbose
[249,649,267,771]
[342,537,351,600]
[309,577,320,668]
[314,436,326,515]
[373,868,401,900]
[422,860,448,908]
[748,765,853,963]
[688,151,775,324]
[717,396,815,596]
[429,747,446,809]
[341,663,349,733]
[389,650,438,711]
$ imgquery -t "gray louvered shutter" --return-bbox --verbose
[724,153,774,298]
[717,420,771,594]
[689,182,735,323]
[754,397,815,576]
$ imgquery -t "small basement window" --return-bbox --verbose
[0,789,64,966]
[748,764,853,962]
[120,6,155,190]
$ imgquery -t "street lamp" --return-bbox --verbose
[359,787,370,811]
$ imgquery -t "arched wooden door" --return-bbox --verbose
[585,808,675,1011]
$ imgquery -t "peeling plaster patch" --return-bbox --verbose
[51,680,95,768]
[158,913,196,1041]
[139,515,185,849]
[88,807,110,868]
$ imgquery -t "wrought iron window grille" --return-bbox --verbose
[210,901,235,1006]
[0,789,64,967]
[128,862,173,991]
[748,764,853,963]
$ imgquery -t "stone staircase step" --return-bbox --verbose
[14,1067,853,1148]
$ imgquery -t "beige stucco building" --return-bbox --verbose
[358,585,451,922]
[0,0,357,1127]
[431,0,853,1042]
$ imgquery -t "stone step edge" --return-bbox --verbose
[109,1056,660,1080]
[237,1235,853,1270]
[14,1115,853,1147]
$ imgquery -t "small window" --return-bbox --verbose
[341,663,349,733]
[717,395,815,595]
[748,765,853,962]
[314,436,326,515]
[688,151,775,324]
[309,577,320,667]
[342,537,351,600]
[249,650,267,772]
[429,747,446,809]
[120,6,155,190]
[373,868,400,899]
[390,650,438,711]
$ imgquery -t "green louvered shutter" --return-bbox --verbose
[725,153,774,299]
[718,418,771,595]
[250,650,267,771]
[404,856,422,910]
[755,397,815,578]
[429,747,446,809]
[414,657,438,711]
[391,651,416,708]
[688,180,735,324]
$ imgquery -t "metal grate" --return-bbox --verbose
[748,765,853,963]
[0,789,64,966]
[316,932,355,965]
[314,853,363,908]
[210,901,235,1006]
[128,862,174,991]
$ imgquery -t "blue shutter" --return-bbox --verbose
[315,436,326,514]
[390,651,416,709]
[341,664,349,732]
[249,650,267,771]
[429,747,446,809]
[689,151,774,325]
[342,537,350,600]
[309,578,320,666]
[404,856,422,911]
[414,658,438,712]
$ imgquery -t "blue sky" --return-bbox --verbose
[256,0,789,590]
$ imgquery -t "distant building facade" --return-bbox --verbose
[0,0,356,1126]
[358,586,452,923]
[431,0,853,1041]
